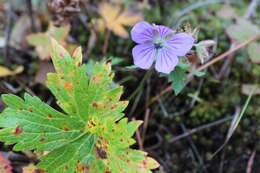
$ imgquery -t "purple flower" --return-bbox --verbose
[131,21,195,74]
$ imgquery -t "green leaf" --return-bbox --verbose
[0,38,159,173]
[169,66,186,95]
[177,62,190,70]
[226,19,260,43]
[26,23,70,60]
[110,56,125,65]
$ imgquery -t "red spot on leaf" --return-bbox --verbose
[92,74,103,84]
[14,126,22,135]
[76,162,85,172]
[92,102,104,109]
[92,102,98,108]
[63,126,69,131]
[40,138,45,142]
[28,107,33,112]
[64,82,73,90]
[110,104,117,110]
[47,114,53,120]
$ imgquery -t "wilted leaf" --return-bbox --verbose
[242,84,260,95]
[98,2,142,38]
[26,23,70,60]
[0,66,24,77]
[247,43,260,63]
[195,40,215,63]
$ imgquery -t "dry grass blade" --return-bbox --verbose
[211,86,256,158]
[246,150,256,173]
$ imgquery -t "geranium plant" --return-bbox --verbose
[0,39,159,173]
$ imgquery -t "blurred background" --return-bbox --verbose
[0,0,259,172]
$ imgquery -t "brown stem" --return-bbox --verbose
[169,116,232,143]
[102,30,111,55]
[26,0,36,32]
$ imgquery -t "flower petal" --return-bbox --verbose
[155,25,173,38]
[131,21,154,44]
[132,43,155,69]
[155,48,179,74]
[167,33,195,56]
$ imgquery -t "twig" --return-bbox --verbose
[148,34,260,107]
[102,29,111,55]
[192,34,260,74]
[211,87,255,158]
[4,3,13,65]
[134,117,144,150]
[246,150,256,173]
[128,70,152,100]
[141,108,150,143]
[218,148,226,173]
[244,0,260,19]
[169,116,232,143]
[216,43,235,79]
[179,123,208,173]
[26,0,36,32]
[135,128,144,150]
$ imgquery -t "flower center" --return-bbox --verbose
[153,37,165,50]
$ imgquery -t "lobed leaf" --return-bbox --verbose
[0,38,159,173]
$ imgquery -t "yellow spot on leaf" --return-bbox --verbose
[92,101,104,109]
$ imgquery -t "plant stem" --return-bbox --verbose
[148,34,260,107]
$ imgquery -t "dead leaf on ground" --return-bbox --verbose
[26,23,71,60]
[10,15,40,49]
[0,65,24,77]
[98,2,142,38]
